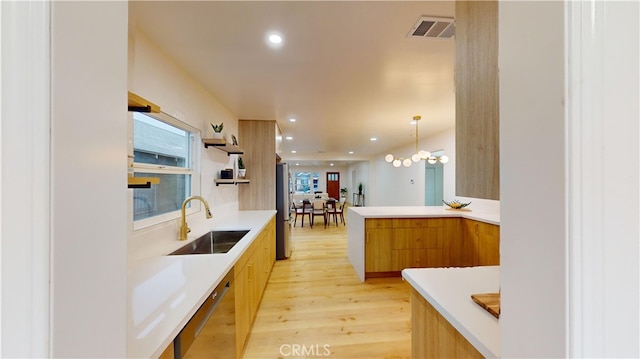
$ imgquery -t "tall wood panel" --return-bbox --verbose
[411,288,484,358]
[238,120,278,210]
[455,1,500,200]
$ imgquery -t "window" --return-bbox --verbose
[131,112,199,228]
[294,171,319,193]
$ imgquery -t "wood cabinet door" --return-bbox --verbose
[459,219,480,266]
[441,218,462,267]
[234,220,276,357]
[477,221,500,265]
[458,219,500,266]
[365,229,393,272]
[235,262,252,355]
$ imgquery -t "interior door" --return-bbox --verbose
[326,172,340,199]
[425,163,444,205]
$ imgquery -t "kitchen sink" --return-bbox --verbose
[168,230,250,255]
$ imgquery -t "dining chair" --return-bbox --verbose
[292,200,311,227]
[311,199,327,228]
[334,198,346,225]
[325,198,339,227]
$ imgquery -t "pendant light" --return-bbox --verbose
[384,115,449,167]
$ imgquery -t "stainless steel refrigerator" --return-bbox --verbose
[275,163,291,259]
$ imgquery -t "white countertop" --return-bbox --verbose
[349,205,500,225]
[402,266,500,358]
[127,210,276,358]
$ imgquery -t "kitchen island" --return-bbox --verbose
[402,266,500,358]
[347,206,500,281]
[127,210,276,358]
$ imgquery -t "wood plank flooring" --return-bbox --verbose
[242,219,411,358]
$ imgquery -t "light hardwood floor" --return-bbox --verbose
[242,217,411,359]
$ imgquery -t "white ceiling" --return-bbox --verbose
[130,1,456,167]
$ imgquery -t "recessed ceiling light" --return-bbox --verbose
[269,34,282,44]
[295,163,299,166]
[348,151,354,154]
[370,137,377,141]
[289,118,297,122]
[285,136,293,140]
[266,32,284,48]
[330,163,334,166]
[291,150,296,154]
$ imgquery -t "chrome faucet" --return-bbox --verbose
[179,195,213,241]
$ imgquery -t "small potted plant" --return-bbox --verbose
[210,122,224,139]
[237,157,246,178]
[340,187,348,198]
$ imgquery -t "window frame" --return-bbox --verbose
[130,111,202,230]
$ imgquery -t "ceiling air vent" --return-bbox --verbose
[408,16,455,39]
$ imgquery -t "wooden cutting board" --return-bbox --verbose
[471,292,500,318]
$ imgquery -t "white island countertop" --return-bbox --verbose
[349,205,500,225]
[127,210,276,358]
[402,266,500,358]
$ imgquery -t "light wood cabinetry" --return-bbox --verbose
[461,219,500,266]
[455,0,500,200]
[364,218,393,273]
[364,217,499,278]
[238,120,280,210]
[411,288,483,358]
[365,218,460,277]
[392,219,446,269]
[234,217,276,357]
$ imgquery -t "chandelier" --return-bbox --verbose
[384,115,449,167]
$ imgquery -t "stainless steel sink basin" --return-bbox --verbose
[168,230,250,255]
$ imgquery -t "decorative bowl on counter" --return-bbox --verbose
[443,199,472,210]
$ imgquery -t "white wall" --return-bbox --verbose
[1,2,51,356]
[347,161,371,205]
[500,1,640,357]
[499,2,567,356]
[50,2,128,357]
[127,28,241,261]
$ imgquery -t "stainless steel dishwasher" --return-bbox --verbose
[174,268,236,358]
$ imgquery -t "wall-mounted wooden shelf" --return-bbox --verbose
[215,179,250,186]
[127,91,160,113]
[128,176,160,189]
[202,138,244,155]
